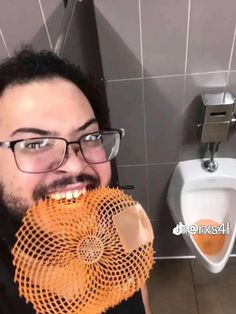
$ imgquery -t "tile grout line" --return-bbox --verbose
[107,74,184,82]
[138,0,144,78]
[141,78,151,214]
[187,70,228,76]
[117,161,178,168]
[106,71,229,83]
[179,0,191,161]
[225,23,236,89]
[138,0,150,213]
[118,164,146,168]
[190,260,200,314]
[61,0,77,54]
[0,28,10,57]
[184,0,191,76]
[139,41,147,161]
[38,0,53,50]
[144,73,184,79]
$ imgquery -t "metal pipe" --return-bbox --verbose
[202,142,219,173]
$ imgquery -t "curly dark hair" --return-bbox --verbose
[0,47,109,127]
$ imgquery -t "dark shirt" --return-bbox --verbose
[0,237,145,314]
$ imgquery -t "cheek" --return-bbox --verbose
[0,153,43,202]
[0,153,17,191]
[93,162,111,187]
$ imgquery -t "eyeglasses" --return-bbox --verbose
[0,129,125,174]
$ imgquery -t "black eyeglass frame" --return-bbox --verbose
[0,128,125,173]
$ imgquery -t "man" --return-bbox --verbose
[0,48,152,314]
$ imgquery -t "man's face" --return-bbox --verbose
[0,77,111,219]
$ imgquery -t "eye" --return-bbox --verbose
[20,138,51,151]
[80,133,103,149]
[82,134,102,142]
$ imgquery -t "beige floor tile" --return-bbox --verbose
[191,256,236,286]
[148,259,198,314]
[196,284,236,314]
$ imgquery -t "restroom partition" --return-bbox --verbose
[54,0,119,188]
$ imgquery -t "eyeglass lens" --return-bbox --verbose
[14,138,66,173]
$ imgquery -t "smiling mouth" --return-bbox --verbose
[48,184,88,200]
[37,174,99,202]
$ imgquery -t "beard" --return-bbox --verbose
[0,182,29,222]
[0,182,28,247]
[0,173,100,247]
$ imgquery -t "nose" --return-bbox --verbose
[57,144,87,174]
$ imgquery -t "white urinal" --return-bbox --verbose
[167,158,236,273]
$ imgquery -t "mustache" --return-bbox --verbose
[32,174,100,201]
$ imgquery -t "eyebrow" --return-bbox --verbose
[76,118,98,132]
[10,118,98,137]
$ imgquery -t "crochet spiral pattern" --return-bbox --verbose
[12,187,154,314]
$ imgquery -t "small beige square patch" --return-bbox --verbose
[112,203,154,252]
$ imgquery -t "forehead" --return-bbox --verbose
[0,78,96,138]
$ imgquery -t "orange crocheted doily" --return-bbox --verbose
[12,187,154,314]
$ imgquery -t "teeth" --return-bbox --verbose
[49,189,86,200]
[66,191,73,200]
[54,193,61,200]
[73,190,80,198]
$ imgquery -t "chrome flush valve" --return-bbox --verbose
[198,92,235,172]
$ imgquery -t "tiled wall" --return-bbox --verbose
[94,0,236,256]
[0,0,65,56]
[0,0,107,103]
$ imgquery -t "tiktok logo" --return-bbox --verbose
[172,222,185,235]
